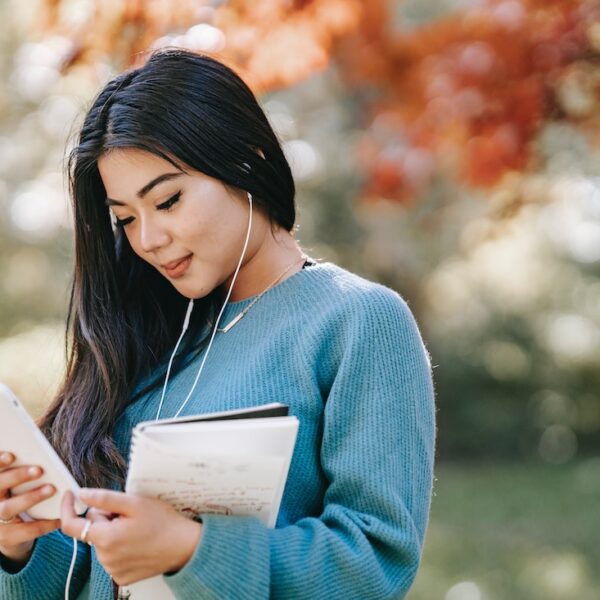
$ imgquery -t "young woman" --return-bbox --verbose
[0,48,436,599]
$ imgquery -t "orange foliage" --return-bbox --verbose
[34,0,363,90]
[342,0,599,200]
[34,0,600,204]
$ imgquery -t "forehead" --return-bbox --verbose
[98,148,182,196]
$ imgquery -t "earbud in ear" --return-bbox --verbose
[247,192,252,204]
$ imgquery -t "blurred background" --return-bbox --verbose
[0,0,599,598]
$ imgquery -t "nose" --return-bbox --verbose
[138,215,171,254]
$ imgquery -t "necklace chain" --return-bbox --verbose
[211,254,309,333]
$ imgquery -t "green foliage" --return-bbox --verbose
[409,460,600,600]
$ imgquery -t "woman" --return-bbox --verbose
[0,48,436,599]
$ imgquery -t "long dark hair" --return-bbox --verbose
[38,48,296,489]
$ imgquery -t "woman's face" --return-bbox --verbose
[97,148,269,300]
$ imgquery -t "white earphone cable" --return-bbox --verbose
[65,537,78,600]
[154,299,195,421]
[159,190,253,420]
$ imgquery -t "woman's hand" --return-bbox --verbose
[60,488,203,586]
[0,452,61,567]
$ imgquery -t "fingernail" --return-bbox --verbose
[42,485,54,495]
[28,467,41,477]
[0,452,13,463]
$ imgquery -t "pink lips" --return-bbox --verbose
[164,254,193,278]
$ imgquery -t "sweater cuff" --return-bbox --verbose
[163,514,270,600]
[0,531,89,599]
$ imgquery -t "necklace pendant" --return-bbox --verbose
[215,255,308,333]
[220,312,244,333]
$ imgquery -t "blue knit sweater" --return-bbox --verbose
[0,260,436,599]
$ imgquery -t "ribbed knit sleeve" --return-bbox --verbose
[0,529,91,599]
[163,287,436,600]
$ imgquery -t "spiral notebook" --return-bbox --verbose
[121,403,299,599]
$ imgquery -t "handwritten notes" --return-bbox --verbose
[126,435,286,525]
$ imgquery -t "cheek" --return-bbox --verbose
[185,209,239,249]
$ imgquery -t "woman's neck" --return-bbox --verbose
[219,229,305,303]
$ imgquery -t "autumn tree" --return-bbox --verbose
[33,0,600,207]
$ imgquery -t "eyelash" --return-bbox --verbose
[114,191,182,228]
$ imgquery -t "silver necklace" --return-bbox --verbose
[211,254,309,333]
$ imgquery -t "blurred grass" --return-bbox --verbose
[408,459,600,600]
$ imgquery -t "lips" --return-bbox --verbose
[161,254,191,269]
[163,254,193,278]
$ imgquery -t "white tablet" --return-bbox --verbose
[0,383,87,520]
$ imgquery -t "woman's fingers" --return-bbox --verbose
[60,491,94,541]
[61,490,128,546]
[0,484,56,522]
[0,452,14,469]
[0,452,14,500]
[60,490,78,522]
[78,489,139,517]
[0,518,61,547]
[0,465,44,490]
[0,452,45,503]
[0,453,61,556]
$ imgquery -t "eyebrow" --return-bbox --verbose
[104,172,184,207]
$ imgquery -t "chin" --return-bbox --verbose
[171,280,215,301]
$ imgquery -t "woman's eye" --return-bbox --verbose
[115,216,134,228]
[157,191,181,211]
[112,192,181,228]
